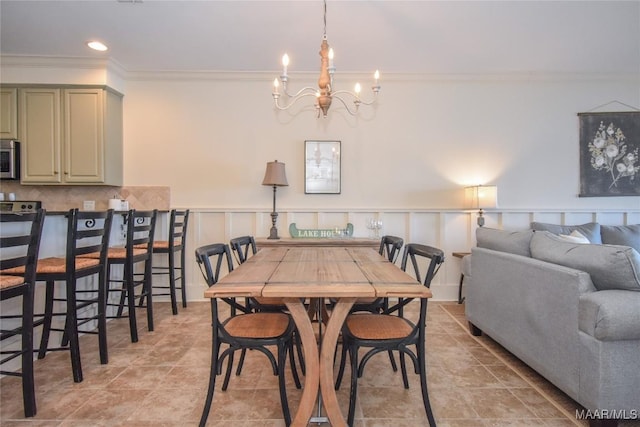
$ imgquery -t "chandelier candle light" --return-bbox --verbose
[464,185,498,227]
[262,160,289,239]
[272,0,380,118]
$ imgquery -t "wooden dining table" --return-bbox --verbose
[204,246,432,427]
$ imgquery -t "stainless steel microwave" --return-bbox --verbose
[0,140,20,180]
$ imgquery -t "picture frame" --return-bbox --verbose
[578,111,640,197]
[304,140,341,194]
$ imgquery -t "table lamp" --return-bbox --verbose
[262,160,289,239]
[464,185,498,227]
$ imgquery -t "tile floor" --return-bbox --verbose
[0,301,637,426]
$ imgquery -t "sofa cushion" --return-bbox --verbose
[558,230,590,244]
[476,227,534,257]
[601,224,640,252]
[530,221,602,244]
[530,231,640,291]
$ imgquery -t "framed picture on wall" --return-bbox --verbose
[304,140,341,194]
[578,111,640,197]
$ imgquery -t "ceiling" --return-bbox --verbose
[1,0,639,75]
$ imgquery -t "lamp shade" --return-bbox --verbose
[262,160,289,187]
[464,185,498,209]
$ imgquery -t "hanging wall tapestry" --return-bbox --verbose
[578,111,640,197]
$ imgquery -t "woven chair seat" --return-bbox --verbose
[83,247,146,259]
[346,313,413,340]
[134,240,179,250]
[2,257,100,275]
[223,312,291,338]
[0,274,26,290]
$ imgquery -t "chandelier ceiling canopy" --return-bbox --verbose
[272,0,380,118]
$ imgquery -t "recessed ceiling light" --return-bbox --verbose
[87,41,108,51]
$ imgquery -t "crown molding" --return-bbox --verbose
[1,55,638,84]
[0,55,127,79]
[123,70,640,83]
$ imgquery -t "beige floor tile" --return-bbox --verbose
[511,387,569,419]
[126,388,203,423]
[430,387,480,419]
[465,388,537,419]
[65,388,151,421]
[485,365,531,388]
[1,302,588,426]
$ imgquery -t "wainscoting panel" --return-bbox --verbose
[181,208,640,303]
[0,206,637,371]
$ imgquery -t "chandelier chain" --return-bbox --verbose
[323,0,327,38]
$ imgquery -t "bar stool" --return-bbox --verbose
[88,209,157,343]
[149,209,189,315]
[0,209,45,417]
[9,209,114,383]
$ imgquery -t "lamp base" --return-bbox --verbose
[268,212,280,239]
[477,209,485,227]
[268,226,280,240]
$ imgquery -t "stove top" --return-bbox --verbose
[0,200,42,213]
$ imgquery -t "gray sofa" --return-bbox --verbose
[465,222,640,426]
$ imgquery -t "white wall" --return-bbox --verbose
[3,60,638,211]
[121,72,639,211]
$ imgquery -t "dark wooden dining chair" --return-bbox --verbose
[229,235,305,376]
[379,235,404,264]
[228,235,256,315]
[230,235,285,313]
[148,209,189,315]
[86,209,157,343]
[229,234,256,265]
[335,243,444,427]
[8,209,114,383]
[0,209,45,417]
[195,243,300,427]
[343,235,405,315]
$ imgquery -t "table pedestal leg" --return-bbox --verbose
[320,298,355,427]
[284,297,355,427]
[284,298,320,426]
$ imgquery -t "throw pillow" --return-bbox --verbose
[601,224,640,252]
[558,230,591,244]
[530,221,602,244]
[530,231,640,292]
[476,227,534,257]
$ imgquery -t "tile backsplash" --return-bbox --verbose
[0,182,170,211]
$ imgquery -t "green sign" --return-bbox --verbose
[289,223,354,238]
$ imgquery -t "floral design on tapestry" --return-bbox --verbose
[588,121,639,189]
[579,111,640,197]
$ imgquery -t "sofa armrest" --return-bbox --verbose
[461,254,471,277]
[579,290,640,341]
[467,247,597,399]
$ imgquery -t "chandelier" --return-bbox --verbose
[271,0,381,118]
